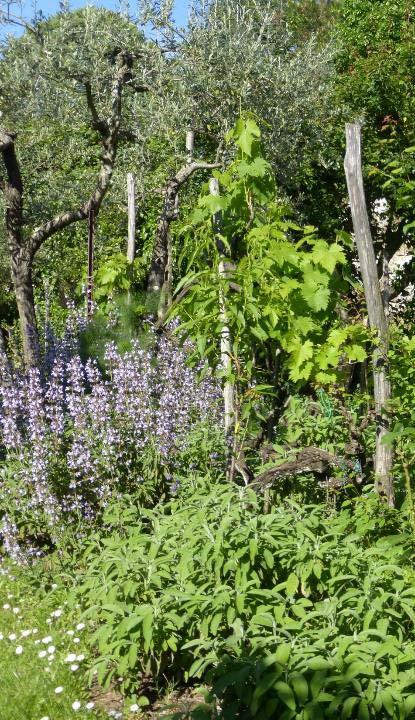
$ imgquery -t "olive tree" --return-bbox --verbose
[0,8,147,366]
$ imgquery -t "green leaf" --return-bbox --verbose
[286,572,299,597]
[275,643,291,665]
[275,681,297,711]
[142,611,153,652]
[235,118,261,156]
[341,696,358,719]
[263,549,274,569]
[291,673,308,704]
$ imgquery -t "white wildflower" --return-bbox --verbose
[72,701,81,711]
[47,645,55,654]
[54,686,64,694]
[15,645,23,655]
[8,633,16,641]
[65,653,77,662]
[76,622,85,630]
[38,650,47,658]
[70,664,79,671]
[41,636,52,644]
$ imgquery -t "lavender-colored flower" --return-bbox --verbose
[0,326,223,560]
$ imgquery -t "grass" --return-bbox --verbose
[0,558,140,720]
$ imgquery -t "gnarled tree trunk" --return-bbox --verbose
[147,131,220,321]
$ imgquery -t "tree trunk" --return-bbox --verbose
[10,250,40,368]
[344,123,394,506]
[146,134,220,312]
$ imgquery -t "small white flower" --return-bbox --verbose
[86,702,95,710]
[54,608,63,617]
[40,716,50,720]
[8,633,16,641]
[65,653,77,662]
[41,636,52,644]
[0,633,3,640]
[76,654,85,662]
[47,645,55,654]
[66,630,74,636]
[130,704,139,713]
[72,701,81,711]
[15,645,23,655]
[76,622,85,630]
[52,583,57,589]
[46,618,52,625]
[2,603,10,609]
[54,686,64,694]
[70,664,79,671]
[12,607,20,614]
[34,639,40,645]
[32,628,38,634]
[38,650,47,658]
[73,637,80,644]
[21,630,31,637]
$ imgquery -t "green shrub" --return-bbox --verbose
[70,480,415,718]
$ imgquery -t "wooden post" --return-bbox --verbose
[209,177,235,438]
[87,208,95,318]
[186,130,195,165]
[344,123,394,506]
[127,172,136,264]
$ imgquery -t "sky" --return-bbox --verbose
[0,0,190,34]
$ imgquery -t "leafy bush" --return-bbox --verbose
[71,479,415,718]
[0,331,223,559]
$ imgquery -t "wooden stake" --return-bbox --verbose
[209,177,235,437]
[186,130,195,165]
[87,208,95,318]
[344,123,394,506]
[127,172,136,264]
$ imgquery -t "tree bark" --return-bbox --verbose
[344,123,394,506]
[146,142,220,319]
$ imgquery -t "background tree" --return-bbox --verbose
[0,8,147,365]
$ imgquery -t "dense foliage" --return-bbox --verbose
[1,0,415,718]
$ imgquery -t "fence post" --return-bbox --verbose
[344,122,394,506]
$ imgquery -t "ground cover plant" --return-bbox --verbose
[1,0,415,717]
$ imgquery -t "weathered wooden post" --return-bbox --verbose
[127,172,136,264]
[186,129,195,165]
[87,208,95,318]
[344,123,394,506]
[209,177,235,438]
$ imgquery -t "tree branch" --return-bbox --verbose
[29,52,134,255]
